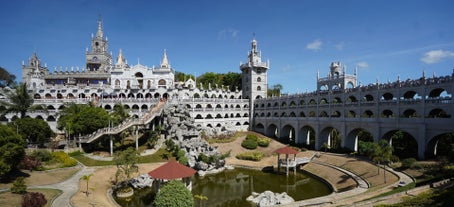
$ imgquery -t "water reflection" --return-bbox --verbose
[115,168,331,207]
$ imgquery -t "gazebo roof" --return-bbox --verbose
[274,146,299,155]
[148,160,196,180]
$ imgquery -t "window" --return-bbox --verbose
[257,77,261,82]
[257,86,261,91]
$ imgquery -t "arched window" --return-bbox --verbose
[257,77,261,82]
[257,86,261,91]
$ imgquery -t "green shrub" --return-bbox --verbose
[178,156,188,166]
[257,137,271,147]
[246,134,258,141]
[51,151,77,167]
[241,138,258,149]
[154,180,194,207]
[235,151,265,161]
[198,153,210,163]
[11,177,27,194]
[29,150,52,162]
[401,158,417,169]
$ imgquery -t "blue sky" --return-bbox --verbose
[1,0,453,93]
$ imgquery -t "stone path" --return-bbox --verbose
[26,163,94,207]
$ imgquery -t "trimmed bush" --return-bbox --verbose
[241,138,258,149]
[246,134,258,142]
[11,177,27,194]
[236,151,265,161]
[257,137,271,147]
[154,180,194,207]
[401,158,417,169]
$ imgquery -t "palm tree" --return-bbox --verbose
[0,83,36,118]
[372,139,393,183]
[80,173,93,197]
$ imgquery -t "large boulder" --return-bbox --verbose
[246,191,295,207]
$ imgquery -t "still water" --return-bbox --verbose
[114,168,331,207]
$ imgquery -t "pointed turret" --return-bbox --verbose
[96,17,103,38]
[116,49,127,67]
[160,49,170,68]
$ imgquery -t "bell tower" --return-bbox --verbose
[86,17,112,72]
[240,37,269,127]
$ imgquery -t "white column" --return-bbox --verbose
[135,128,139,151]
[110,135,113,156]
[354,135,358,152]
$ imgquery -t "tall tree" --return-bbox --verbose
[372,139,393,183]
[0,67,16,87]
[9,118,54,146]
[0,124,25,178]
[222,72,242,91]
[0,83,36,118]
[113,147,139,184]
[110,104,129,126]
[57,103,110,136]
[267,84,283,97]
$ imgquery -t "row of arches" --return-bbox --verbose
[205,121,249,128]
[188,103,249,110]
[255,88,451,109]
[34,92,170,99]
[255,123,453,159]
[254,107,450,118]
[194,113,248,119]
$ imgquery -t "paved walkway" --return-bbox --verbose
[26,163,94,207]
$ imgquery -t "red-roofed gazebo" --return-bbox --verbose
[274,146,299,176]
[148,160,197,191]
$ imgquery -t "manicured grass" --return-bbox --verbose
[70,153,114,166]
[0,188,61,207]
[70,147,173,166]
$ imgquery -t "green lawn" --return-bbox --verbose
[70,147,172,166]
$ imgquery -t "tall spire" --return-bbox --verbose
[96,15,103,38]
[160,49,170,68]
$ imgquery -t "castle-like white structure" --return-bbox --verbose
[12,18,454,159]
[19,19,262,132]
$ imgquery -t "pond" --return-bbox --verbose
[114,168,332,207]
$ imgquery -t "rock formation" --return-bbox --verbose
[130,174,154,189]
[246,191,295,206]
[162,104,226,173]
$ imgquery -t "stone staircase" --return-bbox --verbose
[79,101,165,143]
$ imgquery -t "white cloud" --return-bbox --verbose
[217,28,239,39]
[281,64,291,72]
[421,50,454,64]
[335,42,344,51]
[356,61,369,68]
[306,39,322,51]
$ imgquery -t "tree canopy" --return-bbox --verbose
[0,67,16,87]
[9,118,54,146]
[268,84,283,97]
[176,71,242,92]
[0,124,25,178]
[153,180,194,207]
[113,147,139,184]
[57,103,110,136]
